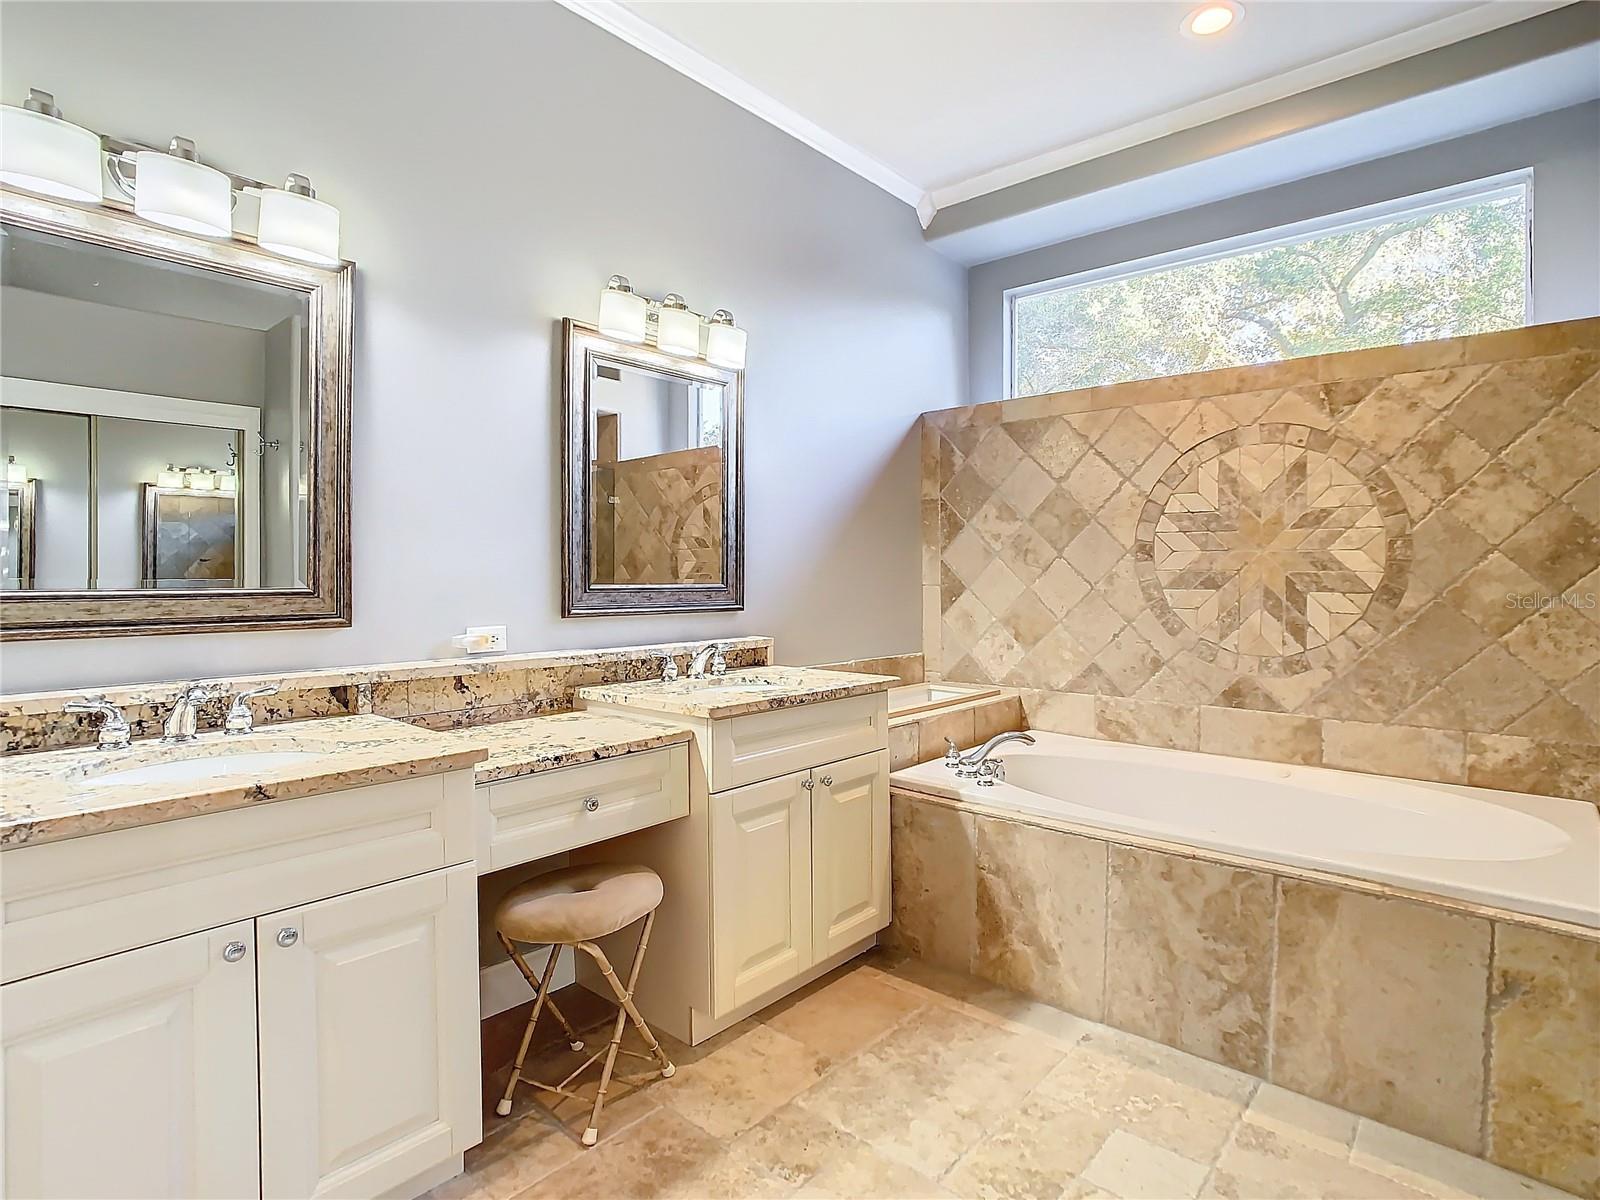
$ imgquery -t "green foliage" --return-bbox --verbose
[1012,194,1528,397]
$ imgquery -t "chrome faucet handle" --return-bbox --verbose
[976,758,1006,787]
[64,698,132,749]
[223,685,278,736]
[660,653,680,682]
[709,646,728,676]
[943,737,962,769]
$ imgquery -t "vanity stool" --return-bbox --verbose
[492,863,676,1146]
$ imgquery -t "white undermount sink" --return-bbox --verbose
[84,750,326,788]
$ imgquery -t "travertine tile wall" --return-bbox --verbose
[888,789,1600,1197]
[0,638,772,754]
[610,447,725,585]
[921,319,1600,801]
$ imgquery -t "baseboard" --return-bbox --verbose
[479,948,576,1019]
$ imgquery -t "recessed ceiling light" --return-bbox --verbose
[1182,1,1242,38]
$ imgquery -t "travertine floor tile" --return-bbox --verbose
[656,1020,830,1139]
[1243,1084,1359,1158]
[1352,1120,1573,1200]
[796,1001,1065,1176]
[435,960,1576,1200]
[758,962,925,1059]
[1081,1129,1209,1199]
[1206,1121,1433,1200]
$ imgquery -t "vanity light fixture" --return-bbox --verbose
[0,89,102,202]
[182,467,217,491]
[256,173,341,266]
[133,137,233,238]
[655,294,701,357]
[157,464,183,489]
[1181,0,1242,37]
[596,275,747,366]
[598,275,649,343]
[1,86,346,265]
[5,456,28,485]
[216,471,238,494]
[704,310,747,370]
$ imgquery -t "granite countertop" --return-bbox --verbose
[445,710,694,785]
[0,715,487,849]
[576,666,896,720]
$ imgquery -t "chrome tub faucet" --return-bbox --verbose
[954,730,1035,785]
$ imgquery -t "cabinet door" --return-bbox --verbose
[711,770,813,1014]
[256,865,479,1200]
[811,749,891,960]
[2,922,260,1200]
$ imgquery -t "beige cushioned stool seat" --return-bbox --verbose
[495,863,663,945]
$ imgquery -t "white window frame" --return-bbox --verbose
[1002,170,1534,400]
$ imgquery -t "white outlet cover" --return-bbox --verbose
[466,625,507,652]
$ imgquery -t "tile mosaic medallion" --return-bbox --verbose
[1135,424,1410,672]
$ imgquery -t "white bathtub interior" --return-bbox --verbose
[887,682,1000,718]
[891,731,1600,928]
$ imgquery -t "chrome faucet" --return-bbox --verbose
[223,685,278,736]
[686,643,727,678]
[660,653,680,682]
[162,682,219,744]
[64,698,132,749]
[955,730,1035,785]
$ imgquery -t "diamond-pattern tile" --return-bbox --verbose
[927,339,1600,749]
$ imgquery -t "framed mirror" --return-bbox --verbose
[562,319,743,615]
[0,187,352,639]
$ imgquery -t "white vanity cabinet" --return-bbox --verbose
[577,692,891,1043]
[0,771,481,1200]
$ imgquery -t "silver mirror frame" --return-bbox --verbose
[0,187,353,640]
[561,319,744,616]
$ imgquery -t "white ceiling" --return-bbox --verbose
[565,0,1572,217]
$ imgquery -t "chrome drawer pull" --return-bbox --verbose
[223,941,248,963]
[584,796,600,813]
[276,927,299,948]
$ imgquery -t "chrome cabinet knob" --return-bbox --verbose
[801,777,815,791]
[276,927,299,948]
[223,941,248,963]
[820,774,834,787]
[583,796,600,813]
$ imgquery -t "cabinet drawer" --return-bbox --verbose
[477,744,689,873]
[1,770,475,984]
[709,694,887,791]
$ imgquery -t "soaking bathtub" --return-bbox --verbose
[891,730,1600,928]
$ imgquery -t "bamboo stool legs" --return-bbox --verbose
[493,912,675,1145]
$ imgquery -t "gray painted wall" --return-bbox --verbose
[967,101,1600,405]
[0,1,965,693]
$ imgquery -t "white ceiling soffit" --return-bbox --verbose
[931,32,1600,264]
[555,0,1579,230]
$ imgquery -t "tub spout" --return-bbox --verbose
[956,730,1034,778]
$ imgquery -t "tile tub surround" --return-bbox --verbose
[0,637,772,755]
[434,954,1582,1200]
[445,711,692,786]
[574,665,897,720]
[886,786,1600,1197]
[920,319,1600,800]
[809,651,926,684]
[0,715,487,848]
[887,689,1028,770]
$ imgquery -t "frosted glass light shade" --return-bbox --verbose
[257,187,340,266]
[656,304,700,357]
[705,320,747,369]
[134,150,231,237]
[598,285,647,343]
[156,465,183,489]
[0,105,101,202]
[183,468,216,491]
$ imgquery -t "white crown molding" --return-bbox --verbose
[927,0,1577,212]
[555,0,924,208]
[558,0,1574,222]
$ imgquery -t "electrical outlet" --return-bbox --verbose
[465,625,507,653]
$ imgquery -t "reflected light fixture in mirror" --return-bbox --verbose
[0,89,101,203]
[656,294,700,356]
[133,137,231,237]
[598,274,648,343]
[256,173,340,266]
[705,310,747,369]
